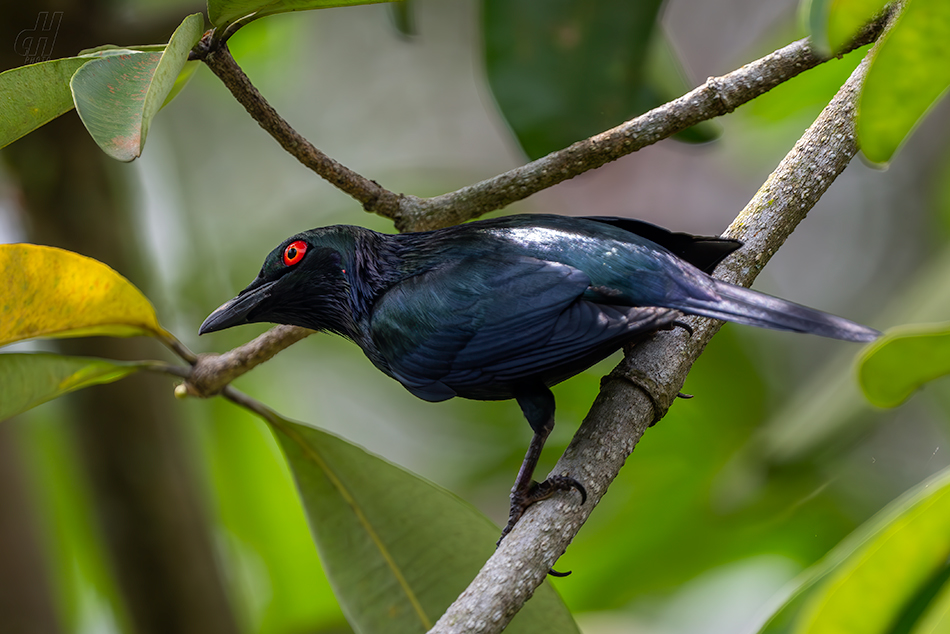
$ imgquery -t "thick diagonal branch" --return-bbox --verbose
[427,31,880,634]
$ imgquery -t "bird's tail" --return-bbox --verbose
[676,279,880,342]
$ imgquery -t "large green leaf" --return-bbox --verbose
[0,57,93,149]
[208,0,395,33]
[264,413,579,634]
[857,323,950,408]
[483,0,714,161]
[0,243,167,346]
[758,468,950,633]
[69,14,204,161]
[0,353,141,421]
[858,0,950,164]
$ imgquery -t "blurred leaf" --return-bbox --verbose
[484,0,670,160]
[163,60,200,107]
[266,413,579,634]
[758,468,950,633]
[208,0,395,32]
[643,27,721,143]
[911,578,950,634]
[857,323,950,408]
[70,13,204,161]
[858,0,950,164]
[0,243,167,346]
[0,353,140,421]
[827,0,888,53]
[0,57,93,149]
[389,0,416,37]
[806,0,834,54]
[18,408,134,632]
[806,0,888,54]
[198,399,347,633]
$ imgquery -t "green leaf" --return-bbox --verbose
[484,0,665,160]
[163,60,200,108]
[78,44,170,55]
[0,243,168,346]
[266,414,579,634]
[827,0,889,53]
[806,0,888,54]
[388,0,416,38]
[208,0,395,32]
[857,323,950,408]
[70,14,204,161]
[0,57,93,149]
[0,353,141,421]
[858,0,950,164]
[910,578,950,634]
[758,468,950,633]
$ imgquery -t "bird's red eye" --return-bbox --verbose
[283,240,307,266]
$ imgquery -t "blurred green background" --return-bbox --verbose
[2,0,949,633]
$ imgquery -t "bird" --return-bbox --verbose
[200,214,880,543]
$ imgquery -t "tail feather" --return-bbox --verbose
[675,279,880,343]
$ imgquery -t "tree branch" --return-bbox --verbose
[196,36,404,216]
[194,13,887,233]
[180,325,313,397]
[427,24,887,634]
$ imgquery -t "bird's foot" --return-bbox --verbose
[497,475,587,547]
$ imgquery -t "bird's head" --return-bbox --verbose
[199,229,357,336]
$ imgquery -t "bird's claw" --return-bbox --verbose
[497,475,587,546]
[671,319,694,337]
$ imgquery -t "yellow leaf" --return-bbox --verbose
[0,243,167,346]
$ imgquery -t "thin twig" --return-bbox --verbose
[194,34,404,216]
[193,13,888,233]
[427,14,894,632]
[157,331,199,365]
[181,325,313,398]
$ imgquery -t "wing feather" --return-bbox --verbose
[370,255,677,401]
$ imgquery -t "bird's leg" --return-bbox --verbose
[499,388,587,546]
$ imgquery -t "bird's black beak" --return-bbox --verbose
[199,277,278,335]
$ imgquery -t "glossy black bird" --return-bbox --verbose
[200,214,879,540]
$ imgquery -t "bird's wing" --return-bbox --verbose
[369,255,675,401]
